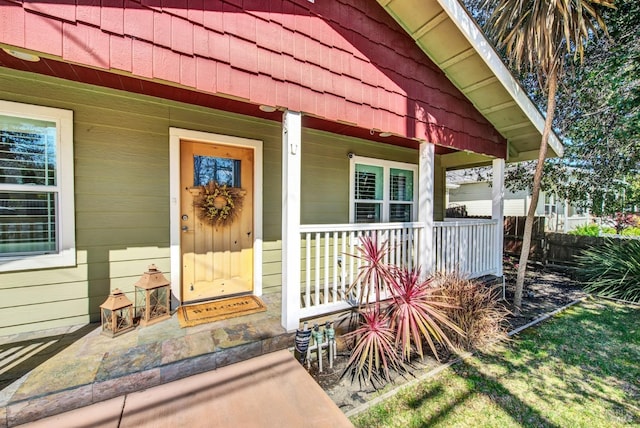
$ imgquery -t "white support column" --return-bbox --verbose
[419,142,435,275]
[492,158,505,277]
[281,110,302,332]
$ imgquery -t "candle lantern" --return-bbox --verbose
[100,289,134,337]
[134,264,171,326]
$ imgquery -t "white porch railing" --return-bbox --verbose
[298,222,424,319]
[433,219,501,278]
[295,219,501,322]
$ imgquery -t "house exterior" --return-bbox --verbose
[0,0,563,336]
[446,169,590,231]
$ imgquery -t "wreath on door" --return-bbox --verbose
[194,181,246,227]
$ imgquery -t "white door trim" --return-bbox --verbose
[169,127,263,308]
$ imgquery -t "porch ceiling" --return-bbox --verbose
[379,0,564,163]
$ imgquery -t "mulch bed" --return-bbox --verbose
[308,264,587,413]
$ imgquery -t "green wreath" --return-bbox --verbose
[194,181,246,227]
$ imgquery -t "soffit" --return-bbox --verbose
[379,0,564,163]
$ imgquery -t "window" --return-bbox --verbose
[0,100,75,272]
[350,156,417,223]
[193,156,241,187]
[544,193,557,215]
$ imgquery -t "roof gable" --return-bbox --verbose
[379,0,563,161]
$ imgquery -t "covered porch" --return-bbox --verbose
[280,111,506,331]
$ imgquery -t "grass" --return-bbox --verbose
[351,298,640,427]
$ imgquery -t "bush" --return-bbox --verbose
[434,273,509,351]
[569,224,615,236]
[342,236,461,386]
[621,227,640,237]
[576,239,640,302]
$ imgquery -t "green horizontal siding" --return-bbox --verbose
[0,68,283,335]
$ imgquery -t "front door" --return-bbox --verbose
[180,140,254,303]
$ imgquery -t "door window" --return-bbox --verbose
[193,156,241,187]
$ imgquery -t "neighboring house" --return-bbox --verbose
[0,0,563,336]
[446,169,590,231]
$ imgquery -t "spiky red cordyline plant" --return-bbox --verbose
[342,306,402,385]
[349,235,392,311]
[343,236,461,384]
[387,265,463,361]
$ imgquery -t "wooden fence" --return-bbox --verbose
[503,216,546,261]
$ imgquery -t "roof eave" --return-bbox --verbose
[379,0,564,161]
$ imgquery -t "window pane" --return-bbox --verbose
[355,164,383,200]
[355,202,381,223]
[390,203,412,222]
[390,168,413,201]
[193,156,241,187]
[0,192,57,255]
[0,115,57,186]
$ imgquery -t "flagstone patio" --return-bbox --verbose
[0,293,302,427]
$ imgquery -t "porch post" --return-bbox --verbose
[419,142,435,275]
[281,110,302,332]
[492,158,505,277]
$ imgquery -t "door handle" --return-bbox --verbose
[182,226,189,232]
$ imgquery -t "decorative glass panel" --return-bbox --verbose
[0,191,57,255]
[0,115,57,186]
[390,203,412,222]
[193,156,241,187]
[355,164,383,201]
[390,168,413,201]
[355,202,381,223]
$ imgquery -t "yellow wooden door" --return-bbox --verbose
[180,140,254,303]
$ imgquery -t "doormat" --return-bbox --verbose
[177,295,267,328]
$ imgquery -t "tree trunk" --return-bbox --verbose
[513,68,559,311]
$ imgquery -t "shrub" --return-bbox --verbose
[386,266,461,361]
[342,236,461,386]
[434,273,510,351]
[621,227,640,237]
[342,307,402,385]
[576,239,640,302]
[569,224,615,236]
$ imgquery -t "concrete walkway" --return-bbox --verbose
[18,350,353,428]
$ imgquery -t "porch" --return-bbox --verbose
[280,111,506,331]
[0,293,296,426]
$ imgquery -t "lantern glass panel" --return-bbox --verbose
[116,307,133,331]
[101,307,113,333]
[151,287,169,318]
[135,287,147,320]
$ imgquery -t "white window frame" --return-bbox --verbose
[349,155,418,223]
[0,100,75,272]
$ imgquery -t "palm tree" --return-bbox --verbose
[483,0,615,310]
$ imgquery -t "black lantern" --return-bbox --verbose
[100,289,134,337]
[134,264,171,326]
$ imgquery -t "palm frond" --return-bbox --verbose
[484,0,614,81]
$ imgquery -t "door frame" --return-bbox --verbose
[169,127,263,308]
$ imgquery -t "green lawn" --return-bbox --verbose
[351,299,640,428]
